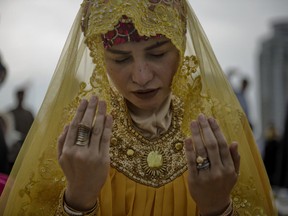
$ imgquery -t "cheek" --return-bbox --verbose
[106,67,127,93]
[165,55,180,83]
[171,55,180,77]
[106,65,120,80]
[106,67,118,85]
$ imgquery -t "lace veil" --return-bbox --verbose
[0,0,276,215]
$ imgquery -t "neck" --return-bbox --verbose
[125,95,172,138]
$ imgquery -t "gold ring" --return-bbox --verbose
[196,156,207,164]
[196,155,210,171]
[75,123,91,146]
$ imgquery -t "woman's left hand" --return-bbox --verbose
[184,114,240,216]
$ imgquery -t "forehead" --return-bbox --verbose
[106,37,172,51]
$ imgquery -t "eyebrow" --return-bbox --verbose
[106,40,170,55]
[106,49,131,55]
[145,40,170,51]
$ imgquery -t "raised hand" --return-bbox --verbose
[184,114,240,216]
[57,96,113,211]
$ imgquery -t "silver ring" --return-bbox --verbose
[75,123,91,146]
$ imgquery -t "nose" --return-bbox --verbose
[131,61,153,87]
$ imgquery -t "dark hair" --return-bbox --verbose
[0,61,6,72]
[0,61,7,85]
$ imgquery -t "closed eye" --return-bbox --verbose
[151,53,165,57]
[114,56,131,63]
[149,52,166,59]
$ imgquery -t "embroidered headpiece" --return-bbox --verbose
[81,0,187,55]
[102,16,162,48]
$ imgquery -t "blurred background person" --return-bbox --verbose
[0,58,7,86]
[263,122,280,186]
[235,77,253,130]
[275,103,288,188]
[7,88,34,171]
[273,103,288,215]
[0,57,9,195]
[227,69,253,130]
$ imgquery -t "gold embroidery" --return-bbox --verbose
[232,177,268,216]
[16,141,66,215]
[110,92,187,187]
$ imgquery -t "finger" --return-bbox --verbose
[90,100,107,152]
[197,114,221,166]
[80,96,98,128]
[230,142,240,175]
[184,138,197,178]
[58,124,69,159]
[99,115,113,160]
[208,117,233,167]
[190,119,208,159]
[65,99,88,147]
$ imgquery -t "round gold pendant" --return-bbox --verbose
[147,151,163,168]
[142,148,167,177]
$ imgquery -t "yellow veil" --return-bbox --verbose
[0,0,277,215]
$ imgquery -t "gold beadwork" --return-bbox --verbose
[175,142,183,151]
[110,91,187,187]
[127,149,134,156]
[111,137,118,145]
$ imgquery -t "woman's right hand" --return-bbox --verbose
[184,114,240,216]
[57,96,113,211]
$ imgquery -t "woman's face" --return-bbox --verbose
[104,37,180,113]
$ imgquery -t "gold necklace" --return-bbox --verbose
[110,92,187,187]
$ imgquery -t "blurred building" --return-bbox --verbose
[259,21,288,137]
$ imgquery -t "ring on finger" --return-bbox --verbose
[75,123,91,146]
[196,156,210,171]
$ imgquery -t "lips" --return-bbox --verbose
[133,88,159,99]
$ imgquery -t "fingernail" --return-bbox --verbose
[233,141,238,149]
[90,95,98,104]
[198,113,206,122]
[208,117,214,124]
[98,101,106,112]
[191,120,198,128]
[80,99,88,107]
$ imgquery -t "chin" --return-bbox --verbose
[139,103,160,112]
[126,98,162,113]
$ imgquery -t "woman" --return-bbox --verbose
[0,0,276,215]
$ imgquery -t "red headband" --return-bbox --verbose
[102,16,162,48]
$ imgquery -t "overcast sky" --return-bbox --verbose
[0,0,287,137]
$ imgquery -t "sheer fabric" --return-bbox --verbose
[0,0,276,215]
